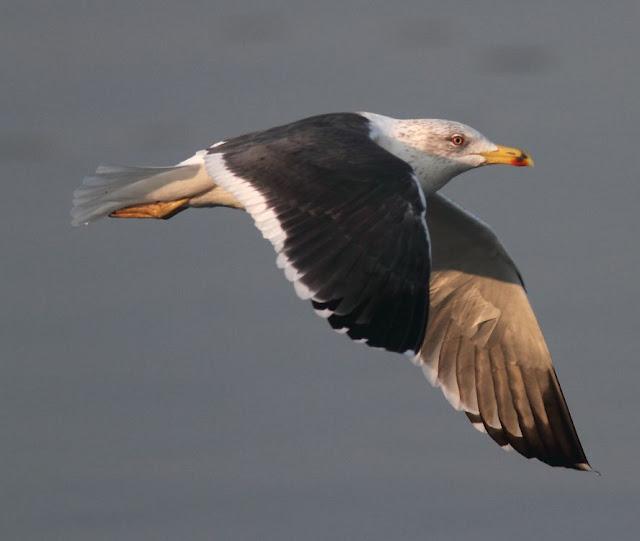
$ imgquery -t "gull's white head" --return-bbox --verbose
[361,113,533,193]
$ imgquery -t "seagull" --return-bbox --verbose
[72,112,590,471]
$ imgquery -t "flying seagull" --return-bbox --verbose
[71,112,590,471]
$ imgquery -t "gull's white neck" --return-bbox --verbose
[360,112,470,194]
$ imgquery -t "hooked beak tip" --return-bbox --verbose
[481,145,534,167]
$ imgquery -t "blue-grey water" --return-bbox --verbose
[2,1,639,539]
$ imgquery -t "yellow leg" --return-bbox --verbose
[109,198,190,220]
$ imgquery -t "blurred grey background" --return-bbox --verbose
[2,0,638,539]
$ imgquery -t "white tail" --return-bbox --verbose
[71,152,215,226]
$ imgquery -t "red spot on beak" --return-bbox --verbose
[511,155,528,166]
[481,146,534,167]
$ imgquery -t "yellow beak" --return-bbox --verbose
[480,145,534,167]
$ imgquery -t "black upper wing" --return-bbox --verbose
[205,113,430,354]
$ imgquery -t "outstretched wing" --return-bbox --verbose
[205,113,430,354]
[418,193,590,470]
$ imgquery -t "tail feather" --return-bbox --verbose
[71,153,214,226]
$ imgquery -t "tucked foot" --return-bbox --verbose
[109,198,190,220]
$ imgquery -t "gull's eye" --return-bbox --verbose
[450,134,465,146]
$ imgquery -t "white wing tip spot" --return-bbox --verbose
[314,308,333,319]
[420,362,439,386]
